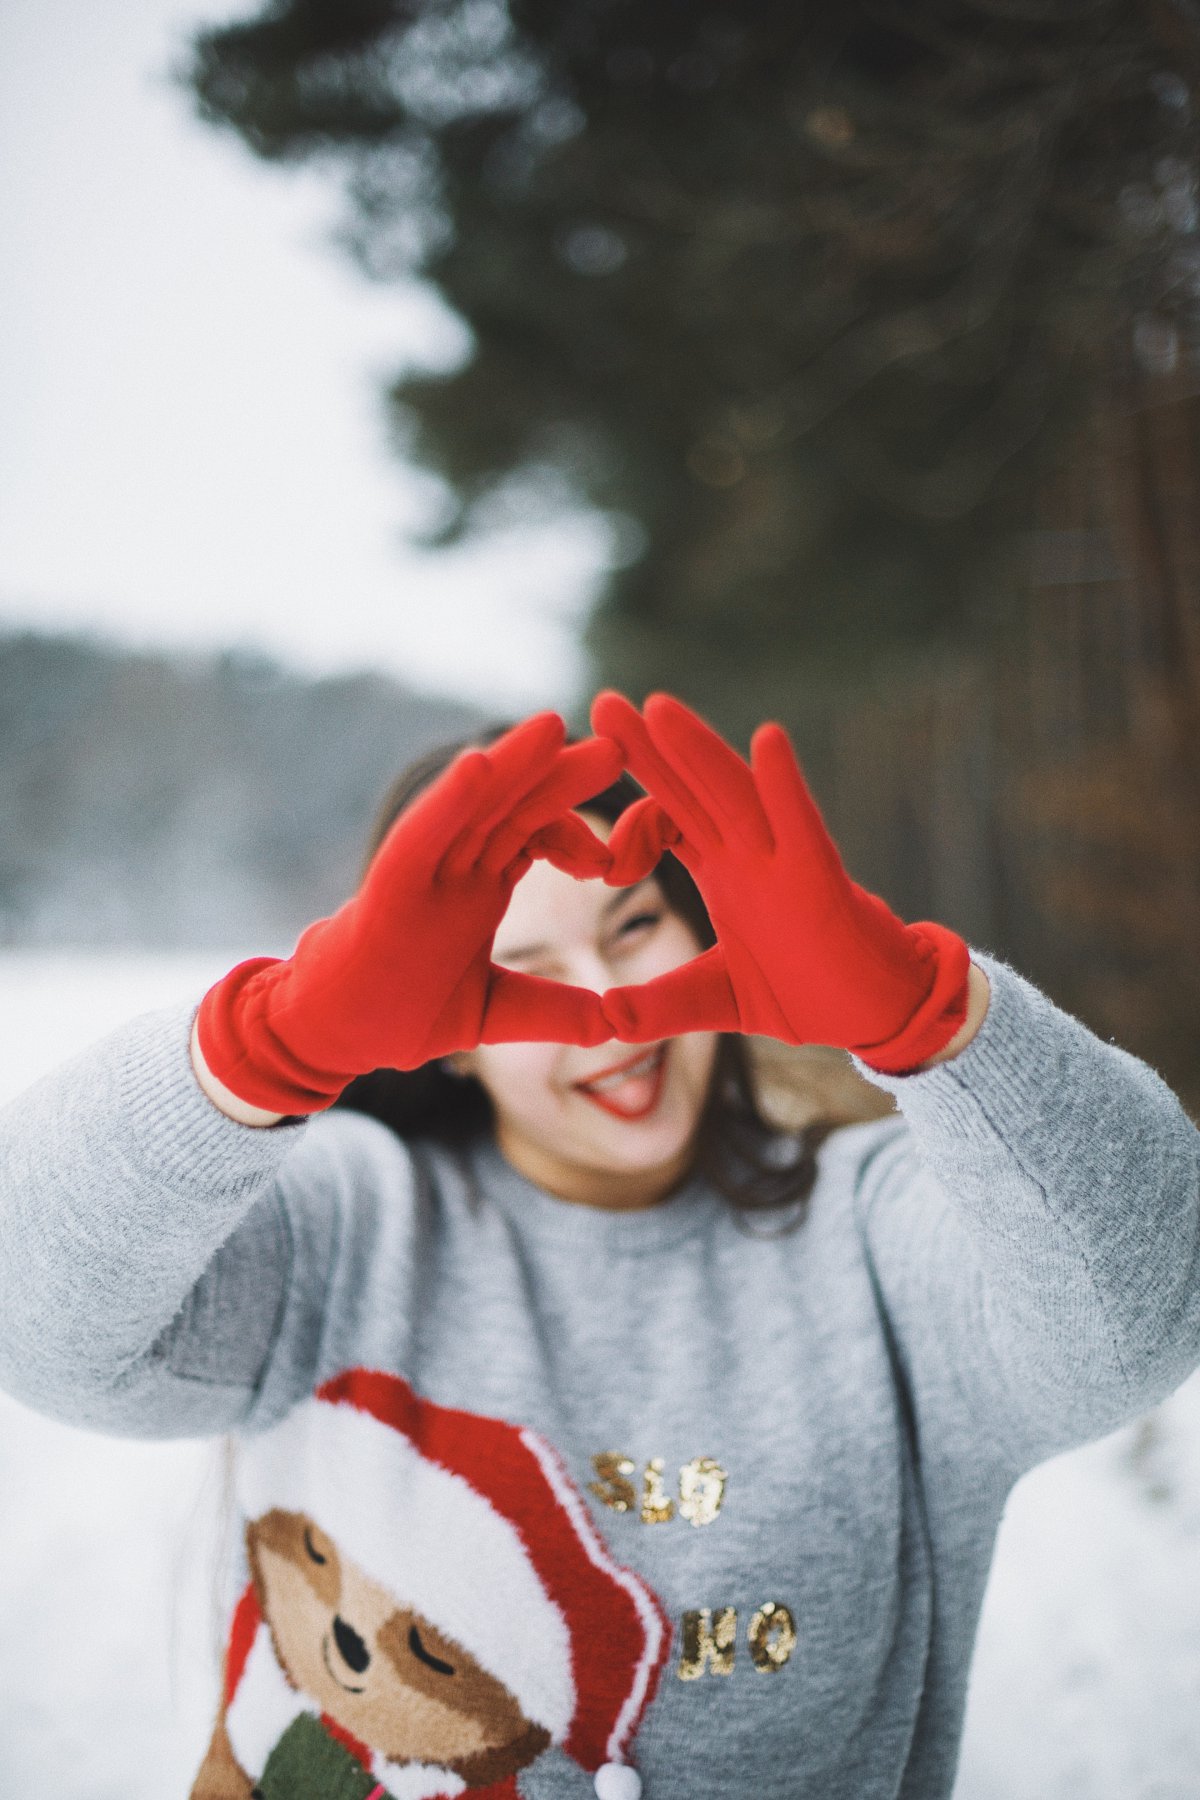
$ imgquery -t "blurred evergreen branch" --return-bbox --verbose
[184,0,1200,729]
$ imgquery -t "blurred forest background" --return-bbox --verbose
[7,0,1200,1115]
[0,630,483,946]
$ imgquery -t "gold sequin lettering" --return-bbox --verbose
[677,1456,728,1527]
[677,1607,737,1679]
[588,1452,637,1513]
[640,1456,675,1524]
[748,1601,797,1671]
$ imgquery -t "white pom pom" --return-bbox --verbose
[594,1764,642,1800]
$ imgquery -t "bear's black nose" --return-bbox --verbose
[332,1615,371,1674]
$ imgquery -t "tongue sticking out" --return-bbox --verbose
[575,1045,667,1119]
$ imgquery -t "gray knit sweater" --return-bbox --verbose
[1,946,1198,1800]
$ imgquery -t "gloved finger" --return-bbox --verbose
[601,797,683,887]
[486,709,567,771]
[367,747,495,888]
[590,690,724,853]
[749,722,848,890]
[599,945,739,1042]
[644,694,775,858]
[437,712,568,873]
[480,967,613,1047]
[474,737,623,876]
[525,813,614,880]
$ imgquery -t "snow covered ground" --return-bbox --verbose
[2,950,1200,1798]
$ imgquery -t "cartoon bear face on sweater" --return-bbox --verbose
[247,1507,550,1785]
[192,1370,671,1800]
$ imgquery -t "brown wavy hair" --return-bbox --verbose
[332,721,894,1235]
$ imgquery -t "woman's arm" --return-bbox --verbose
[849,946,1200,1474]
[582,692,1200,1472]
[0,717,622,1438]
[0,1002,312,1437]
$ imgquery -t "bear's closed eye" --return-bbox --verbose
[409,1624,455,1676]
[303,1528,327,1565]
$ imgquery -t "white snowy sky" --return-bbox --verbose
[0,0,613,713]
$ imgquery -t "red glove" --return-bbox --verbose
[195,712,624,1113]
[590,691,971,1074]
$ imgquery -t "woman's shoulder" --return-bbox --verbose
[815,1113,911,1177]
[810,1114,921,1225]
[278,1108,489,1230]
[275,1105,422,1207]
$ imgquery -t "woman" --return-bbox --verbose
[1,690,1197,1800]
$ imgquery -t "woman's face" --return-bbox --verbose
[450,809,719,1209]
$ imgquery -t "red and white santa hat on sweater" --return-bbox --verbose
[234,1367,670,1800]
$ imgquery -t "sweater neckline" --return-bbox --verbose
[461,1132,722,1253]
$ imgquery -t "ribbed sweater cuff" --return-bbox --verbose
[114,1000,309,1197]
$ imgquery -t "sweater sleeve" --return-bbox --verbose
[0,1000,330,1438]
[846,947,1200,1477]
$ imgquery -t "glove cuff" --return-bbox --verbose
[195,958,355,1115]
[849,921,972,1075]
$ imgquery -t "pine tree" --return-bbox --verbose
[186,1,1200,735]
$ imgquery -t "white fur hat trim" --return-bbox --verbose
[237,1397,576,1737]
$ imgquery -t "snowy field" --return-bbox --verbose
[2,950,1200,1799]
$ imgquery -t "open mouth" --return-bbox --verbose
[572,1043,668,1120]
